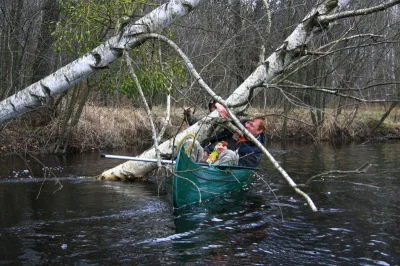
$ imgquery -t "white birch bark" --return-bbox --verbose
[100,1,340,180]
[100,0,400,181]
[0,0,202,125]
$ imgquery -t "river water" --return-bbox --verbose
[0,141,399,265]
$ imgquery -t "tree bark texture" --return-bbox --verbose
[0,0,202,126]
[99,0,400,181]
[99,1,342,180]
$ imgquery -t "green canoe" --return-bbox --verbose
[167,146,256,209]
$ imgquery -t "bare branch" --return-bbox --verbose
[125,52,163,168]
[156,46,172,143]
[278,81,400,103]
[297,163,372,187]
[320,0,400,23]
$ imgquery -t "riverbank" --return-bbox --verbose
[1,104,399,155]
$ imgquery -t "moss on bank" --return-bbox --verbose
[1,105,399,155]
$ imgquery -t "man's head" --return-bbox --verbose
[244,114,267,137]
[183,107,192,116]
[208,100,217,112]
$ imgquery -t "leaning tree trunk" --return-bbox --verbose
[0,0,202,126]
[99,1,341,180]
[369,102,398,135]
[99,0,400,181]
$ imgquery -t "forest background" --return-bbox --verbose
[1,0,400,155]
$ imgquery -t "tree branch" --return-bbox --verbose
[278,81,400,103]
[297,163,372,187]
[118,33,319,211]
[156,46,172,144]
[320,0,400,23]
[125,52,163,168]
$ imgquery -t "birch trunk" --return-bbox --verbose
[99,1,340,180]
[99,0,400,181]
[0,0,202,125]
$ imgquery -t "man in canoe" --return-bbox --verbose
[183,103,267,167]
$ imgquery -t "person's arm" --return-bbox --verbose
[215,102,230,119]
[238,152,262,167]
[237,133,265,167]
[202,102,235,152]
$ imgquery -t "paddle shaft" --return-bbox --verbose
[101,154,259,171]
[101,154,174,164]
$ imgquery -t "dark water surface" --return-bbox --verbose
[0,141,399,265]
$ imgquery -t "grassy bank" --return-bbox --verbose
[1,104,399,155]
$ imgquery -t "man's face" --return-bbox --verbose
[245,119,263,137]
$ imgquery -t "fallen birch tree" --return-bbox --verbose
[99,0,340,179]
[0,0,202,126]
[101,0,400,179]
[99,0,400,211]
[1,0,399,211]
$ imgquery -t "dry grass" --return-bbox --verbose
[247,104,400,141]
[68,105,190,152]
[0,103,399,154]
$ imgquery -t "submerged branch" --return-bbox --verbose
[17,151,63,199]
[297,163,372,188]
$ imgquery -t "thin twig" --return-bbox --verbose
[256,173,284,222]
[297,163,372,187]
[124,51,163,168]
[17,151,63,199]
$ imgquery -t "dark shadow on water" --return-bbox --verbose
[173,190,269,234]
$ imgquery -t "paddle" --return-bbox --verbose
[101,154,259,171]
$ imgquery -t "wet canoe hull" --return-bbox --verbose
[168,147,254,209]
